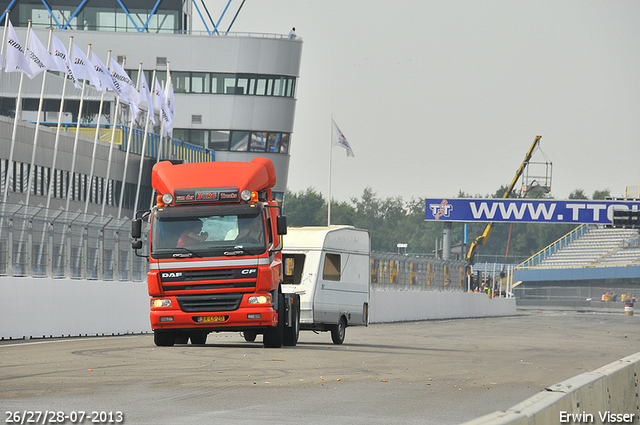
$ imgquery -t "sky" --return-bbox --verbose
[200,1,640,203]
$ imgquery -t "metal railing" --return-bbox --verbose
[371,252,468,292]
[0,203,148,281]
[0,204,473,291]
[517,224,589,268]
[31,122,216,163]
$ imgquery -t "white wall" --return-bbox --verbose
[0,277,150,340]
[369,290,516,323]
[0,277,515,339]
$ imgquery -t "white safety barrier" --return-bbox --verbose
[0,277,516,340]
[369,290,516,323]
[0,277,150,340]
[464,352,640,424]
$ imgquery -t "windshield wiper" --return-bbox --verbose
[224,250,244,256]
[172,247,202,258]
[224,247,259,256]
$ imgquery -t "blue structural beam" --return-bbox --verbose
[0,0,20,25]
[61,0,88,29]
[141,0,163,33]
[191,0,212,35]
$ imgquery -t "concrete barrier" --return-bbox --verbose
[0,276,517,339]
[0,277,150,340]
[369,290,516,323]
[464,352,640,424]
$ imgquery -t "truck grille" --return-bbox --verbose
[177,294,243,313]
[162,268,235,281]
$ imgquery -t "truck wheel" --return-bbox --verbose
[243,330,257,342]
[331,316,347,345]
[263,293,285,348]
[190,331,208,345]
[283,295,300,347]
[154,331,175,347]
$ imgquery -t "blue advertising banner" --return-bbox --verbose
[425,199,640,224]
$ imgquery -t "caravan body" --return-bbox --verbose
[282,226,370,344]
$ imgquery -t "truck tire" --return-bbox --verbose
[263,293,285,348]
[330,316,347,345]
[243,330,257,342]
[154,330,175,347]
[283,295,300,347]
[190,331,208,345]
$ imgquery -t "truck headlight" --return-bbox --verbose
[248,295,270,304]
[161,193,173,204]
[152,299,172,308]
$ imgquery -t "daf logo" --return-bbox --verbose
[162,272,183,278]
[241,269,257,275]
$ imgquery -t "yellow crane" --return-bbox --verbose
[465,135,547,264]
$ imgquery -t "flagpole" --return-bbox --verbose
[1,10,8,59]
[64,43,93,211]
[328,114,333,226]
[3,19,32,204]
[133,68,156,216]
[117,62,143,219]
[84,50,111,214]
[102,53,122,216]
[46,35,74,210]
[25,27,53,207]
[150,75,168,210]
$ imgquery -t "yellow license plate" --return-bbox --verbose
[198,315,226,323]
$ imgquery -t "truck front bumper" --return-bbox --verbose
[149,293,277,331]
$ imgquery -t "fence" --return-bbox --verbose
[371,252,468,292]
[0,203,148,281]
[0,203,474,291]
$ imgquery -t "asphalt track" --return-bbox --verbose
[2,309,640,425]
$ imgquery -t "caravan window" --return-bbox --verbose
[323,253,341,281]
[283,254,305,284]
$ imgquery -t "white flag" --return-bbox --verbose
[139,70,155,124]
[154,77,172,136]
[5,20,30,76]
[166,75,175,118]
[51,35,80,88]
[26,28,55,78]
[70,44,101,90]
[332,119,355,157]
[153,77,165,110]
[90,53,118,93]
[109,58,140,118]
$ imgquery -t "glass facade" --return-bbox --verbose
[173,129,291,154]
[170,71,296,97]
[7,0,183,33]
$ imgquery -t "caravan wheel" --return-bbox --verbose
[331,316,347,345]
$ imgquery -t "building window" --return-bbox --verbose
[250,132,267,152]
[230,131,250,151]
[210,130,230,151]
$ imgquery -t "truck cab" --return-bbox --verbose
[132,158,299,348]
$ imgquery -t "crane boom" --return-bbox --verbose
[465,135,542,264]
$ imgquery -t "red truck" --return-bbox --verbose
[131,157,300,348]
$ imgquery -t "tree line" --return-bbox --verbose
[283,186,611,263]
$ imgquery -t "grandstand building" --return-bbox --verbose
[0,0,302,218]
[514,224,640,303]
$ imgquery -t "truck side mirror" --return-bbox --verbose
[132,240,143,250]
[131,218,142,239]
[277,216,287,235]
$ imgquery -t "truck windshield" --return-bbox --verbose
[151,206,266,257]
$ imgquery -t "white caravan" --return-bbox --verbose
[281,226,370,344]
